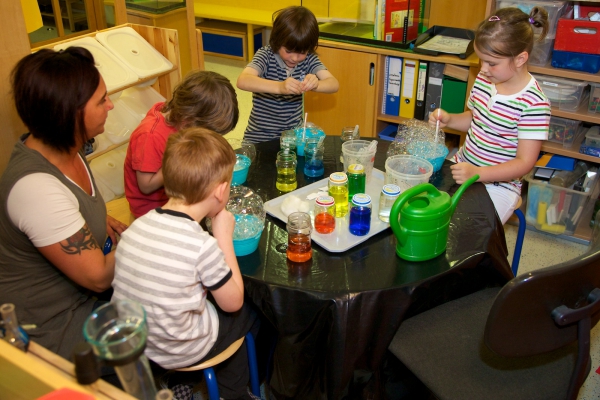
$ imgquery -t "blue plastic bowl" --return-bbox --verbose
[233,230,263,256]
[407,141,449,173]
[231,155,251,186]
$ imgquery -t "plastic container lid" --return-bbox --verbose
[382,184,401,196]
[348,164,365,174]
[352,193,372,206]
[329,172,348,183]
[316,195,335,207]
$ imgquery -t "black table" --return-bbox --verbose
[237,136,512,399]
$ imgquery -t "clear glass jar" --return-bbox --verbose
[287,212,312,262]
[314,195,335,234]
[340,126,360,162]
[328,172,349,217]
[347,163,366,201]
[349,194,372,236]
[1,303,29,351]
[379,184,401,223]
[276,151,297,192]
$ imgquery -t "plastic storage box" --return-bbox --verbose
[590,82,600,114]
[532,73,589,111]
[496,0,569,38]
[525,171,597,235]
[548,116,582,148]
[529,37,555,66]
[551,49,600,73]
[89,145,127,197]
[554,5,600,54]
[585,126,600,146]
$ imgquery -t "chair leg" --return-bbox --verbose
[245,333,260,396]
[204,367,220,400]
[512,208,526,276]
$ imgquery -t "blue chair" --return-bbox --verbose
[512,206,526,276]
[175,333,260,400]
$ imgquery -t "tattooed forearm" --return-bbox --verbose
[60,225,99,255]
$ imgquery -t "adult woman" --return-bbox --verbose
[0,47,127,359]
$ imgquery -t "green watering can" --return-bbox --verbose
[389,175,479,261]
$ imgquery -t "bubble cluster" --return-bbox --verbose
[386,119,445,159]
[233,214,264,240]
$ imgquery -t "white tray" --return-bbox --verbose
[264,168,390,253]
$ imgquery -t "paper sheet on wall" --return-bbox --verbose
[415,35,471,54]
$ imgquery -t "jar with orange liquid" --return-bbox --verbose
[286,212,312,262]
[314,196,335,234]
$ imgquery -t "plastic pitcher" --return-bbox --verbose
[389,175,479,261]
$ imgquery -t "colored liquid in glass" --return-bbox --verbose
[287,233,312,262]
[349,207,371,236]
[314,212,335,234]
[276,167,297,192]
[328,185,349,217]
[304,160,324,177]
[347,173,366,200]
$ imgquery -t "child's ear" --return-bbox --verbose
[214,181,229,202]
[515,51,529,68]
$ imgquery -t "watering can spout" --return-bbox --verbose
[450,175,479,214]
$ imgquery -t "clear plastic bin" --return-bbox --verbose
[529,37,554,67]
[89,145,127,197]
[532,73,588,111]
[551,50,600,74]
[548,116,582,148]
[102,98,142,145]
[114,86,166,122]
[585,126,600,147]
[525,171,597,235]
[590,82,600,114]
[496,0,569,38]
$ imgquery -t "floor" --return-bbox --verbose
[204,54,600,399]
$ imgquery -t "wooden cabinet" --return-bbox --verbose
[305,46,378,137]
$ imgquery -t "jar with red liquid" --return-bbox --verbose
[314,196,335,234]
[286,212,313,262]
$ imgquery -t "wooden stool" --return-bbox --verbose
[175,333,260,400]
[512,196,526,276]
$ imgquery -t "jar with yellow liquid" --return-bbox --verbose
[328,172,349,217]
[276,151,297,192]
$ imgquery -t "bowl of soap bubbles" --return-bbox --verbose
[207,185,265,256]
[393,119,448,173]
[293,121,326,157]
[227,139,256,186]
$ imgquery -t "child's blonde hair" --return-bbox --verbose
[475,7,549,58]
[162,127,235,204]
[270,6,319,54]
[162,71,239,134]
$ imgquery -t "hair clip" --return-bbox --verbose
[488,16,500,21]
[529,17,535,24]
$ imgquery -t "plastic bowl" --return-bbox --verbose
[233,230,262,256]
[407,141,449,173]
[231,154,251,186]
[384,155,433,191]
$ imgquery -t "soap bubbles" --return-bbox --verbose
[206,186,265,241]
[386,119,447,172]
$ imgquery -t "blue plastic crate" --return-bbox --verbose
[551,49,600,74]
[378,124,398,141]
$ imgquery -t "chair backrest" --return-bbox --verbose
[484,237,600,358]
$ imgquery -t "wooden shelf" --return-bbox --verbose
[549,101,600,126]
[529,62,600,85]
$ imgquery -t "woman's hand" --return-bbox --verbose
[450,162,481,184]
[106,215,128,245]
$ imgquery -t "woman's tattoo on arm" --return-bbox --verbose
[60,225,99,255]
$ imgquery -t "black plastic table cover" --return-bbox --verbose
[236,136,513,399]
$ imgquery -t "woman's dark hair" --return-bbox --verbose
[475,7,549,58]
[270,6,319,54]
[11,47,100,153]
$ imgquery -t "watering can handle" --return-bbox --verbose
[389,183,440,247]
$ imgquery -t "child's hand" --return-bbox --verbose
[301,74,319,92]
[281,77,303,95]
[211,209,235,241]
[450,162,480,184]
[428,108,450,128]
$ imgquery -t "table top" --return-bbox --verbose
[236,136,512,399]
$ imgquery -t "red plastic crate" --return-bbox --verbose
[555,8,600,54]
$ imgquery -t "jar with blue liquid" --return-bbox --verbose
[303,138,324,177]
[349,194,372,236]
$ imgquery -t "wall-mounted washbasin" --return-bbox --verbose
[54,37,139,93]
[95,27,174,79]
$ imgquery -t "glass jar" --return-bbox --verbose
[349,194,372,236]
[347,163,366,201]
[287,212,312,262]
[303,138,325,178]
[379,184,401,223]
[314,195,335,234]
[1,303,29,351]
[340,126,360,162]
[276,151,297,192]
[280,130,297,155]
[328,172,349,217]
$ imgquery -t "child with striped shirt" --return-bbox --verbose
[237,6,339,143]
[114,128,259,400]
[430,7,551,224]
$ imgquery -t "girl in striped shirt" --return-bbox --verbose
[430,7,551,224]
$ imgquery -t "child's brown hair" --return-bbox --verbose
[162,127,235,204]
[162,70,239,134]
[475,7,549,58]
[270,6,319,54]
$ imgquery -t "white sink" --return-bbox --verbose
[95,27,174,79]
[54,37,138,93]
